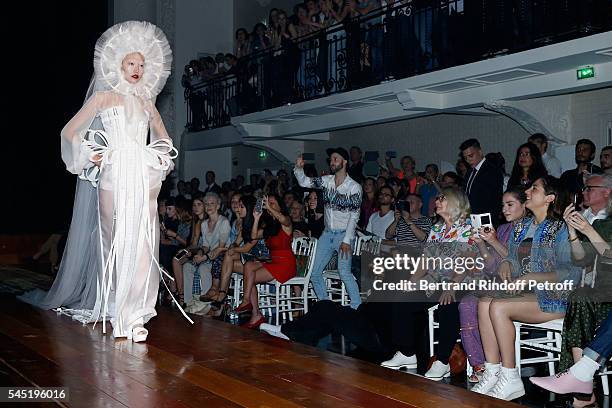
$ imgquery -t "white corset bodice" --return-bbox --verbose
[98,105,150,148]
[80,105,176,191]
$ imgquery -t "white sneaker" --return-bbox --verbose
[424,360,450,381]
[259,323,289,340]
[380,351,417,370]
[487,368,525,401]
[471,367,500,394]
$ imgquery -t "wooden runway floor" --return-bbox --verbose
[0,295,519,408]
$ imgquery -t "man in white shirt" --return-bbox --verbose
[581,173,612,224]
[528,133,562,178]
[294,147,363,308]
[366,186,395,239]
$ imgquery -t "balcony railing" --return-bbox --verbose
[184,0,611,131]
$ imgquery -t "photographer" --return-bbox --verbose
[385,193,432,247]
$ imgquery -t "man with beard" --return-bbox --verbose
[600,146,612,174]
[561,139,602,199]
[294,147,363,308]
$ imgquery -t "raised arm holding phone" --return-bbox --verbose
[294,148,363,309]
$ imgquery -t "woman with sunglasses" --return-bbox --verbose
[472,176,581,401]
[381,187,479,380]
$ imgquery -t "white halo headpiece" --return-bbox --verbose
[93,20,172,100]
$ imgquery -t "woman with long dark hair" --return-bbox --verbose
[507,142,547,188]
[210,196,269,307]
[472,177,581,401]
[305,190,325,238]
[233,194,295,328]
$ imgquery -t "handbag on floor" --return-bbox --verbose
[426,343,467,376]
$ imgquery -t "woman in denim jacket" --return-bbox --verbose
[472,176,581,401]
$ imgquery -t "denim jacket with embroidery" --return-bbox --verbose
[504,216,581,313]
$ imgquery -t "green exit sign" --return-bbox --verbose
[577,66,595,80]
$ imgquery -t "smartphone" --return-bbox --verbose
[174,249,189,261]
[396,200,409,213]
[302,152,315,161]
[573,194,580,211]
[386,151,397,159]
[255,197,264,213]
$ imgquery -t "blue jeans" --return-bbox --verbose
[310,230,361,309]
[584,310,612,366]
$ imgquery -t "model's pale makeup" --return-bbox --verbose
[121,52,145,84]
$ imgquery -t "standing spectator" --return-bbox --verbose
[294,148,363,308]
[251,23,271,52]
[190,177,203,198]
[460,138,503,225]
[305,190,325,238]
[306,0,321,22]
[359,177,378,229]
[366,185,395,239]
[456,158,469,183]
[385,155,425,193]
[507,142,548,188]
[528,133,562,177]
[600,145,612,174]
[356,0,383,82]
[485,152,510,191]
[203,171,222,195]
[272,10,299,105]
[418,163,440,216]
[182,60,206,131]
[561,139,603,200]
[347,146,365,183]
[234,28,251,59]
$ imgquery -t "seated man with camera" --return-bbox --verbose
[385,193,432,248]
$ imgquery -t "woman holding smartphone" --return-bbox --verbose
[234,194,295,329]
[207,195,269,313]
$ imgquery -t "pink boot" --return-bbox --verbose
[529,370,593,395]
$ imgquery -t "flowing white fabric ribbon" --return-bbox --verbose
[79,129,178,187]
[79,128,193,330]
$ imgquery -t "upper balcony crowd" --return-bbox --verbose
[181,0,611,131]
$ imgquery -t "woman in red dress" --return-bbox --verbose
[234,194,295,328]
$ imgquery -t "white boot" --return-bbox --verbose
[380,351,417,370]
[471,362,501,394]
[488,366,525,401]
[424,360,451,381]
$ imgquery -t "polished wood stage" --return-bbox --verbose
[0,295,518,408]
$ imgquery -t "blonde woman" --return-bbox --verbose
[381,187,480,380]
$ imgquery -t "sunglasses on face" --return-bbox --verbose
[435,195,446,202]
